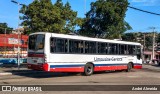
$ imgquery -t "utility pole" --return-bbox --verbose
[143,33,146,62]
[11,0,24,70]
[150,27,156,61]
[143,33,146,51]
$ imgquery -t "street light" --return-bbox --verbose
[11,0,24,70]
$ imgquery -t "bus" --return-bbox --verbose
[27,32,142,76]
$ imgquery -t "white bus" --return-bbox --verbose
[27,32,142,76]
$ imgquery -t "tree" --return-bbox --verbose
[20,0,61,33]
[156,33,160,51]
[0,23,13,34]
[79,0,131,39]
[55,0,80,33]
[122,32,153,50]
[121,33,136,42]
[20,0,81,34]
[145,34,152,50]
[156,33,160,44]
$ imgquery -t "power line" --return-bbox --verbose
[128,6,160,16]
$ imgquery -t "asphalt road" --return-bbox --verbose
[0,64,160,94]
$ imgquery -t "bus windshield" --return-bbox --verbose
[29,34,45,50]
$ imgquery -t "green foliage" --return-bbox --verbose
[79,0,131,39]
[122,32,153,50]
[145,35,152,50]
[156,33,160,43]
[0,23,13,34]
[20,0,81,34]
[121,33,136,42]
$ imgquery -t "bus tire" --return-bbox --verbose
[126,63,132,72]
[84,63,94,76]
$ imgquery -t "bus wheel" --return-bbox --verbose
[126,63,132,72]
[84,63,94,76]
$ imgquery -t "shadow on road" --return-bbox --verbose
[4,69,82,78]
[1,68,131,79]
[0,64,138,78]
[0,64,82,78]
[94,70,129,75]
[4,70,128,78]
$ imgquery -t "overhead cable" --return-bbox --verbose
[128,6,160,16]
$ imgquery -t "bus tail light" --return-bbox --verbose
[43,63,49,71]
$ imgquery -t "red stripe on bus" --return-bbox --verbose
[28,54,44,57]
[50,67,84,72]
[94,65,127,71]
[27,64,142,72]
[49,66,127,72]
[133,65,142,69]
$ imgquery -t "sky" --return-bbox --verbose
[0,0,160,33]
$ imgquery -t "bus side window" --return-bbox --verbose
[136,46,141,60]
[128,45,134,55]
[50,38,67,53]
[106,43,108,54]
[120,45,124,54]
[84,41,96,54]
[64,40,68,52]
[112,44,118,54]
[98,42,106,54]
[57,38,67,53]
[108,43,112,54]
[69,40,74,53]
[85,42,89,53]
[50,38,56,53]
[89,42,96,54]
[69,40,83,53]
[78,41,84,53]
[120,45,128,55]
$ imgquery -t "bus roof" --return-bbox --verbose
[29,32,141,46]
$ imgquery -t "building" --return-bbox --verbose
[0,34,28,58]
[143,51,160,63]
[11,27,25,34]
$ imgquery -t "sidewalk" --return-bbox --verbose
[0,64,27,75]
[0,64,45,76]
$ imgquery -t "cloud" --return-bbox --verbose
[131,0,160,6]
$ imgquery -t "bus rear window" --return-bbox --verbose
[29,34,45,50]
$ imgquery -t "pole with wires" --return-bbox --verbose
[11,0,24,70]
